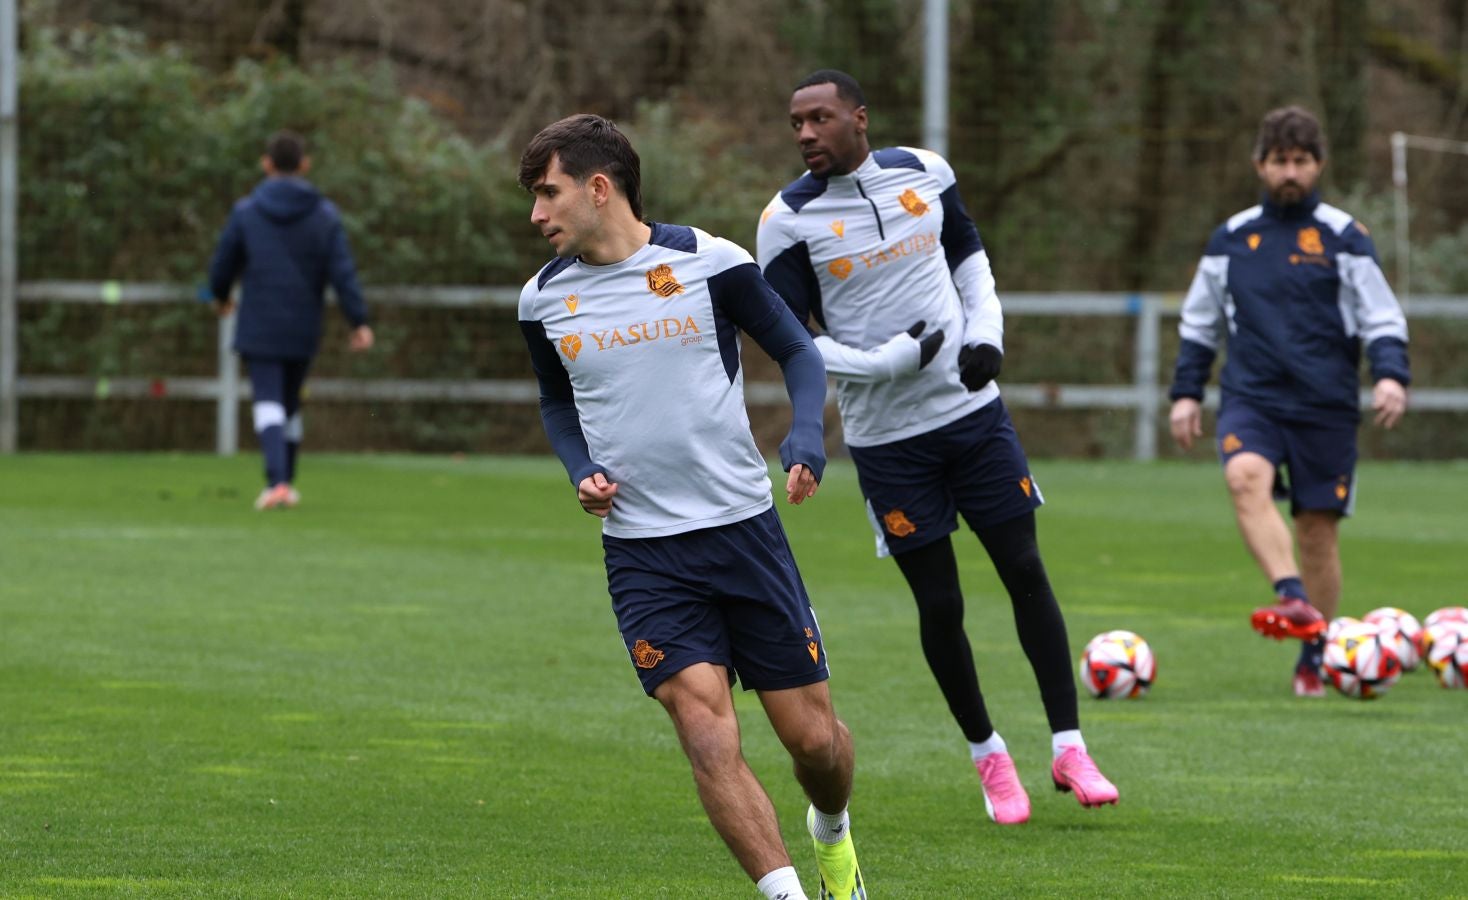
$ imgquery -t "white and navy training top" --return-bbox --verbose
[518,223,827,539]
[757,147,1003,447]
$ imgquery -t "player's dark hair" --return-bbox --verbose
[1253,106,1326,162]
[518,114,644,220]
[266,130,307,173]
[795,69,867,109]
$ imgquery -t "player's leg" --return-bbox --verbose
[1281,418,1356,695]
[1217,403,1324,641]
[849,430,1027,824]
[605,523,804,898]
[244,356,293,509]
[281,357,311,495]
[716,508,859,898]
[759,682,862,900]
[1295,511,1342,618]
[948,399,1115,808]
[654,664,796,886]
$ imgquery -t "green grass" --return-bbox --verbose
[2,454,1466,898]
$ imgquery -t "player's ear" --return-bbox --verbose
[589,172,612,209]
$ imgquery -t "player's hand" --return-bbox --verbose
[214,299,236,318]
[349,325,375,352]
[785,463,819,505]
[577,472,618,517]
[1372,378,1407,429]
[905,320,945,370]
[957,343,1002,391]
[1169,397,1203,450]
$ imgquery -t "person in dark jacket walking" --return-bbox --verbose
[208,130,373,510]
[1168,106,1410,696]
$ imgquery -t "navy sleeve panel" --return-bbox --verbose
[761,240,825,331]
[649,222,698,253]
[1366,336,1411,386]
[938,184,985,272]
[709,263,827,482]
[1203,224,1231,256]
[1339,220,1382,263]
[207,209,245,301]
[1169,338,1217,401]
[873,147,925,171]
[323,209,368,326]
[518,319,603,486]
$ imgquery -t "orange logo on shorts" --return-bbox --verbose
[631,639,665,669]
[807,641,820,663]
[1222,433,1243,453]
[1336,479,1349,501]
[883,509,917,537]
[1019,477,1032,498]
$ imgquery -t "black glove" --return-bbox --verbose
[957,343,1002,391]
[906,320,945,370]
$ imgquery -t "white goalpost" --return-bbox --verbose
[1390,131,1468,308]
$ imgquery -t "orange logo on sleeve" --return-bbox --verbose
[1297,227,1325,255]
[828,258,854,280]
[883,509,917,537]
[558,334,583,361]
[807,642,820,663]
[1222,433,1243,453]
[631,639,665,669]
[646,263,685,298]
[1247,234,1262,250]
[898,189,929,216]
[1019,477,1032,498]
[563,294,579,314]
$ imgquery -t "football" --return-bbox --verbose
[1423,621,1468,689]
[1326,616,1363,642]
[1321,623,1403,699]
[1363,607,1425,672]
[1079,630,1156,699]
[1424,606,1468,630]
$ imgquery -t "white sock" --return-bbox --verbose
[1052,729,1085,758]
[807,804,850,845]
[757,865,808,900]
[968,731,1007,762]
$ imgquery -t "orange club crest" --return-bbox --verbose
[1297,227,1325,255]
[632,639,665,669]
[898,188,929,216]
[646,263,685,298]
[883,509,917,537]
[1247,234,1262,251]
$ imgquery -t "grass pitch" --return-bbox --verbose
[1,454,1465,897]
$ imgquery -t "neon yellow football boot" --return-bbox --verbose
[806,805,866,900]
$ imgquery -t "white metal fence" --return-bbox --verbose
[8,283,1468,460]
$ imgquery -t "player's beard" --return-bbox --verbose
[1270,180,1307,206]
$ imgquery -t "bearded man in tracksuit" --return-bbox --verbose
[757,69,1118,827]
[1168,106,1411,696]
[209,130,374,510]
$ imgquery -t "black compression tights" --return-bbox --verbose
[892,512,1079,743]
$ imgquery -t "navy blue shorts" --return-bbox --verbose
[1216,399,1357,517]
[602,507,829,696]
[847,398,1043,557]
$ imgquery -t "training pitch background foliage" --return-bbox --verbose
[1,456,1465,897]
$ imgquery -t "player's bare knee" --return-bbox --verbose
[1223,455,1271,499]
